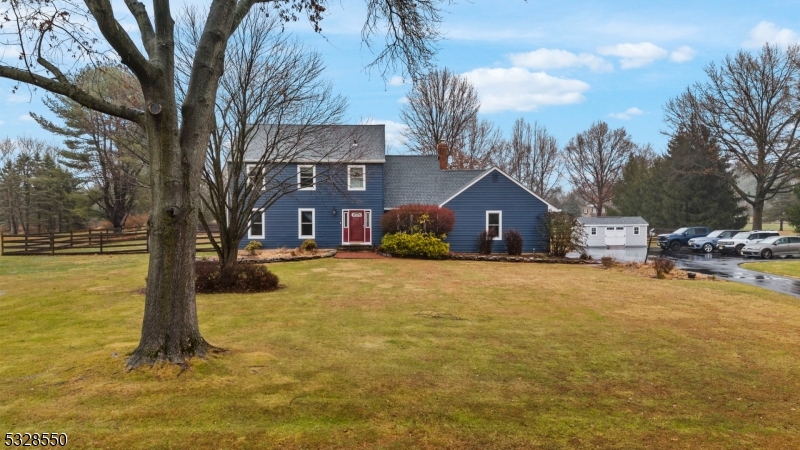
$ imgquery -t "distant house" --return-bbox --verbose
[240,124,558,253]
[578,216,649,247]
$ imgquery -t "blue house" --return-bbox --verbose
[241,124,557,253]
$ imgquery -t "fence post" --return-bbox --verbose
[146,229,149,253]
[70,230,73,248]
[50,232,54,255]
[0,231,3,256]
[100,234,103,254]
[24,234,28,252]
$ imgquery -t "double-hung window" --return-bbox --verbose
[298,165,315,190]
[299,209,315,239]
[591,227,597,236]
[633,226,640,235]
[246,164,264,191]
[248,210,264,238]
[348,165,365,190]
[486,211,502,240]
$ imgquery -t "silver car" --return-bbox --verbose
[741,236,800,259]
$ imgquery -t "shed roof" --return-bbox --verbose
[577,216,649,226]
[243,124,385,163]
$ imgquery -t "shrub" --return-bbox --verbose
[381,232,449,259]
[244,240,262,256]
[380,204,455,236]
[503,229,523,255]
[196,261,279,293]
[478,229,496,255]
[600,256,614,268]
[542,211,585,257]
[300,239,317,252]
[653,257,675,279]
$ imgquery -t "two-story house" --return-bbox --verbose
[240,124,557,254]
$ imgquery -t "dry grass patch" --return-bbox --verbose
[2,256,800,448]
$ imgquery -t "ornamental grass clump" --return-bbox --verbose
[503,229,523,255]
[244,240,262,256]
[300,239,317,252]
[195,261,279,293]
[478,230,496,255]
[654,257,676,279]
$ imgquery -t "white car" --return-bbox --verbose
[741,236,800,259]
[717,231,780,255]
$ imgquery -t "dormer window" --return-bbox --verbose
[298,165,315,190]
[348,165,365,191]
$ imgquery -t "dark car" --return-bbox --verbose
[657,226,711,252]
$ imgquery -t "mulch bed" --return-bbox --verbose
[334,251,388,259]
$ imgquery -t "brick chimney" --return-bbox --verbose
[436,139,448,170]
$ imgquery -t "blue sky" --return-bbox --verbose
[2,0,800,154]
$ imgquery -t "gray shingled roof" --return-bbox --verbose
[384,155,487,208]
[577,216,649,226]
[243,124,385,163]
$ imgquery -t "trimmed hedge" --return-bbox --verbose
[381,232,449,259]
[381,204,455,236]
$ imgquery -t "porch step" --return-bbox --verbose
[337,245,374,252]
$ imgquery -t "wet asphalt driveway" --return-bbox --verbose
[657,250,800,297]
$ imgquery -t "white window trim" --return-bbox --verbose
[297,165,316,191]
[591,227,597,236]
[298,208,315,239]
[246,164,265,191]
[633,226,640,235]
[486,210,502,241]
[347,165,366,191]
[248,209,265,239]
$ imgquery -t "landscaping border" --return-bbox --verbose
[447,254,599,264]
[199,249,337,264]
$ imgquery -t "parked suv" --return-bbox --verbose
[657,227,711,252]
[687,230,740,254]
[717,231,780,255]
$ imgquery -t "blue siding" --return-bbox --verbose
[242,163,384,249]
[441,170,549,253]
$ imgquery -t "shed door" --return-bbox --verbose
[605,226,626,246]
[349,210,365,243]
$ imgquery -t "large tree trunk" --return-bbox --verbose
[126,84,214,368]
[752,201,764,231]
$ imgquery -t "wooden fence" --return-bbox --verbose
[0,228,218,256]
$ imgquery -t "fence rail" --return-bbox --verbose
[0,228,218,256]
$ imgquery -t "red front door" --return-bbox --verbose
[349,210,365,242]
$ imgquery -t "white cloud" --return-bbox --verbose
[462,67,590,113]
[609,107,644,120]
[387,75,407,86]
[743,21,800,48]
[397,96,409,104]
[509,48,613,73]
[670,46,696,63]
[7,93,32,104]
[360,118,408,151]
[19,114,33,122]
[597,42,669,69]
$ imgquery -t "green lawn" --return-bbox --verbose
[2,255,800,449]
[741,260,800,278]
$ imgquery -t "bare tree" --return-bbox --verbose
[563,121,635,217]
[0,0,447,369]
[664,44,800,229]
[32,66,148,230]
[176,12,350,271]
[449,117,503,169]
[498,119,562,200]
[400,68,480,159]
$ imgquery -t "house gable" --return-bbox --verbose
[441,169,551,253]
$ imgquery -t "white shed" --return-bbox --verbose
[577,216,649,247]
